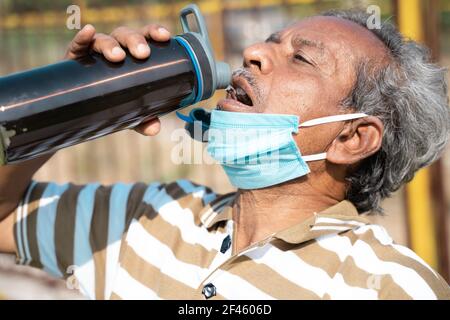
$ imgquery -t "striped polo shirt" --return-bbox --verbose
[13,179,450,300]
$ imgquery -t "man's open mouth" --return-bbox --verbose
[217,76,256,112]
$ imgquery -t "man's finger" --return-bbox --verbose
[91,33,126,62]
[134,118,161,136]
[110,26,150,60]
[140,24,171,42]
[65,24,96,59]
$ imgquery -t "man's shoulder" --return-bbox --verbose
[136,180,230,221]
[157,179,218,202]
[334,223,450,299]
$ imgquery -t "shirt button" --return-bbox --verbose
[220,235,232,253]
[202,283,217,299]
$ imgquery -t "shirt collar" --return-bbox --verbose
[199,194,370,244]
[273,200,370,244]
[199,193,235,228]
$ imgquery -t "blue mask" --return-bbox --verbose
[178,109,368,189]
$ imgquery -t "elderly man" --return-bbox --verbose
[0,10,449,300]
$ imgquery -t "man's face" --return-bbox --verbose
[218,16,388,157]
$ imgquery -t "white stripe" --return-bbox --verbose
[143,184,225,252]
[310,225,353,232]
[326,274,378,300]
[21,181,37,265]
[73,183,100,300]
[126,220,265,300]
[352,240,437,299]
[316,231,437,299]
[203,268,275,300]
[126,219,208,288]
[354,225,438,277]
[245,243,332,297]
[113,266,161,300]
[316,232,352,262]
[15,196,25,265]
[315,216,366,227]
[104,183,133,299]
[36,183,69,278]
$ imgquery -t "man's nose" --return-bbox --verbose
[243,43,274,75]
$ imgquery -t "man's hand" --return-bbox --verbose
[65,23,173,136]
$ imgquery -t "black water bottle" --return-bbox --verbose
[0,4,231,165]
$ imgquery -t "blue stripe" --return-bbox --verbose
[176,179,205,195]
[74,183,100,267]
[36,182,69,277]
[73,183,100,299]
[108,183,133,245]
[142,182,173,211]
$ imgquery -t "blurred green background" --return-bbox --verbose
[0,0,449,298]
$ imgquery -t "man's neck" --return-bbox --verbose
[231,174,345,253]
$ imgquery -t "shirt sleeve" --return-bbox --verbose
[13,180,149,300]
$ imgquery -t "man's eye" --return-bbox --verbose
[294,53,312,65]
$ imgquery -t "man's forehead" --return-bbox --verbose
[266,30,325,51]
[272,16,389,60]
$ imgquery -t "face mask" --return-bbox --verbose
[177,108,368,189]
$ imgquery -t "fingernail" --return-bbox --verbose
[137,43,150,55]
[83,24,93,31]
[158,27,170,37]
[112,46,124,56]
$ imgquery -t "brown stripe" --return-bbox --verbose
[178,193,211,226]
[89,185,113,300]
[274,235,413,299]
[137,203,219,268]
[272,239,342,278]
[110,292,123,300]
[121,244,215,299]
[54,184,84,278]
[225,255,320,299]
[334,255,412,299]
[344,228,450,299]
[165,181,188,200]
[377,274,414,300]
[124,182,148,230]
[118,183,149,262]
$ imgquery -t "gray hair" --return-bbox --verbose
[320,10,450,213]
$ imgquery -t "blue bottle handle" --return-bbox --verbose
[179,4,213,54]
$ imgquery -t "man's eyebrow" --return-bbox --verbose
[265,32,282,44]
[293,36,326,54]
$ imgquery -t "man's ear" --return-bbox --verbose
[326,116,384,165]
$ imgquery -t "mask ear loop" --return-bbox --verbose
[298,113,369,128]
[298,113,369,162]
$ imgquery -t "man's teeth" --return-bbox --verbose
[235,87,252,106]
[236,87,246,97]
[225,84,252,106]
